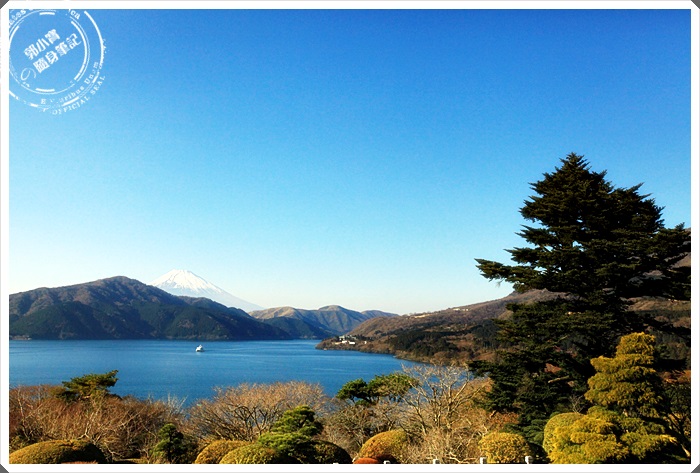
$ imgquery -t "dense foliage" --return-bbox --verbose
[9,365,520,464]
[54,370,119,402]
[474,153,690,444]
[9,381,181,462]
[388,330,460,357]
[336,373,416,405]
[478,432,531,464]
[257,405,324,463]
[9,350,689,464]
[152,423,195,463]
[543,333,681,463]
[309,440,353,464]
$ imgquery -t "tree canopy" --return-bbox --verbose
[152,423,191,463]
[476,153,689,304]
[473,153,690,444]
[257,405,323,463]
[54,370,119,402]
[336,373,416,405]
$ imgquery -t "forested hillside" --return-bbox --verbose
[9,277,290,340]
[318,291,690,369]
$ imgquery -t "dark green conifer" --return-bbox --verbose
[474,153,689,442]
[54,370,119,402]
[337,373,416,405]
[257,405,322,463]
[152,423,190,463]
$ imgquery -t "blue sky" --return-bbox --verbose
[7,6,694,314]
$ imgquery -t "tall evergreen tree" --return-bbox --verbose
[474,154,689,442]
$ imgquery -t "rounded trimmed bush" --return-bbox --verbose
[478,431,532,464]
[358,429,410,463]
[543,412,584,455]
[195,440,249,464]
[9,440,107,464]
[219,443,296,464]
[309,440,352,464]
[353,457,380,464]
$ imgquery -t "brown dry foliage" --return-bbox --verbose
[353,457,381,464]
[9,385,183,462]
[358,429,410,463]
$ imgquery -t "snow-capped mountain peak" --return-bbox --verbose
[150,269,219,292]
[148,270,263,312]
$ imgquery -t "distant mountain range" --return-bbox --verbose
[9,276,288,341]
[149,269,264,312]
[250,306,398,339]
[9,275,396,341]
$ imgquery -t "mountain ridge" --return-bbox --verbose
[250,305,397,338]
[9,276,397,341]
[9,276,286,341]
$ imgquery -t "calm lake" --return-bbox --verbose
[9,339,420,404]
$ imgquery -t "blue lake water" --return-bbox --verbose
[9,339,420,404]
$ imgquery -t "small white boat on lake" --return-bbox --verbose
[196,344,204,352]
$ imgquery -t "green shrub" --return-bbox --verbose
[219,443,296,464]
[543,412,584,456]
[309,440,352,464]
[257,405,327,463]
[194,440,249,464]
[478,432,532,464]
[9,440,107,464]
[358,429,410,463]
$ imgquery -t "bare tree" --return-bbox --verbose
[397,365,515,464]
[320,397,407,457]
[185,381,328,442]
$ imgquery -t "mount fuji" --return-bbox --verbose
[149,269,264,312]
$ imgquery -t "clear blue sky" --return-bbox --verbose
[7,7,693,314]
